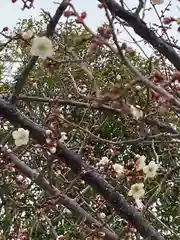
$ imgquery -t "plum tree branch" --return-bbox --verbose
[0,147,118,240]
[73,7,180,112]
[1,93,179,136]
[0,97,164,239]
[135,0,144,16]
[100,0,180,70]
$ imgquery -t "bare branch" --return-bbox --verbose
[135,0,144,16]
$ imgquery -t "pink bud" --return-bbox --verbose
[98,3,104,8]
[16,175,24,183]
[81,11,87,19]
[2,27,8,32]
[163,17,176,25]
[75,16,84,24]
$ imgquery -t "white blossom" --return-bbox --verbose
[99,212,106,219]
[32,82,37,88]
[21,29,33,40]
[143,161,158,178]
[49,147,56,154]
[135,85,142,90]
[172,138,180,142]
[46,138,52,144]
[136,155,146,171]
[59,132,67,143]
[130,105,143,120]
[16,175,24,183]
[12,128,29,147]
[135,199,144,210]
[55,170,61,176]
[30,36,53,59]
[151,0,164,5]
[113,163,124,177]
[99,156,109,165]
[63,208,71,214]
[128,183,145,199]
[117,74,121,80]
[45,129,52,136]
[4,144,9,150]
[7,148,12,153]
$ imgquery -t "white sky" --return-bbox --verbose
[0,0,180,57]
[0,0,105,30]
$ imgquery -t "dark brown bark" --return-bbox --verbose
[0,97,164,240]
[2,148,118,240]
[100,0,180,70]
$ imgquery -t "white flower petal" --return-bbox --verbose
[143,166,148,174]
[128,189,133,196]
[135,199,144,210]
[12,130,19,139]
[136,155,146,171]
[49,147,56,154]
[21,30,33,40]
[30,36,53,59]
[143,161,158,178]
[99,156,109,165]
[113,163,124,177]
[128,183,145,199]
[99,212,106,219]
[45,129,52,136]
[130,105,143,120]
[12,128,29,147]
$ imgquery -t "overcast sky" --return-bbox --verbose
[0,0,180,57]
[0,0,105,30]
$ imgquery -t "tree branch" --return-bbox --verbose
[16,94,180,136]
[101,0,180,70]
[0,147,118,240]
[1,93,179,137]
[10,0,69,104]
[135,0,144,16]
[0,97,164,240]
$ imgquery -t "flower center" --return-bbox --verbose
[148,167,153,172]
[38,44,47,52]
[19,134,26,140]
[134,186,140,192]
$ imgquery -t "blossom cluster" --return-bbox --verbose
[11,128,67,154]
[129,155,159,202]
[98,154,159,210]
[20,29,54,59]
